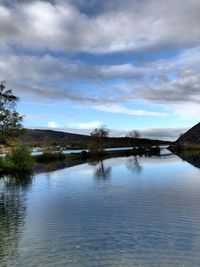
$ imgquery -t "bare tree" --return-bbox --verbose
[126,130,141,148]
[90,125,109,152]
[126,156,142,173]
[126,130,141,139]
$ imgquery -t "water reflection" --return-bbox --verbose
[89,159,112,180]
[3,173,33,189]
[173,151,200,169]
[34,159,86,174]
[126,156,142,173]
[2,155,200,266]
[0,174,32,266]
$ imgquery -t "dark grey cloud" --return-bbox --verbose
[138,74,200,103]
[0,0,200,54]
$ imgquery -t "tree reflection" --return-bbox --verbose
[126,156,142,173]
[89,159,112,181]
[0,174,32,265]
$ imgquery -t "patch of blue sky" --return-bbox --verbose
[72,52,143,66]
[144,48,181,62]
[125,100,168,113]
[72,48,181,66]
[8,43,67,58]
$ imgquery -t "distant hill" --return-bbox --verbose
[18,128,172,148]
[19,129,91,143]
[176,122,200,145]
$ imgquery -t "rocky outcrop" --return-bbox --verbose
[176,122,200,145]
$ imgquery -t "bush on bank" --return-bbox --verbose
[0,145,33,174]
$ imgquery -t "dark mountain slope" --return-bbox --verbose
[176,122,200,145]
[19,129,91,143]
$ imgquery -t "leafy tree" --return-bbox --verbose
[90,125,109,152]
[0,82,23,145]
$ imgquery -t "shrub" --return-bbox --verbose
[35,151,65,163]
[87,143,104,154]
[2,145,33,174]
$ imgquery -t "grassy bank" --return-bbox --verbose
[168,144,200,153]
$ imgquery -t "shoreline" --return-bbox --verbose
[0,147,162,177]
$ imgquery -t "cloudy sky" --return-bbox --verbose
[0,0,200,140]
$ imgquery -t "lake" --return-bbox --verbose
[1,153,200,266]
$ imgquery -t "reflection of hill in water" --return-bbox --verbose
[0,175,32,265]
[174,151,200,169]
[34,159,86,174]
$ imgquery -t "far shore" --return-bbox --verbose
[0,146,165,176]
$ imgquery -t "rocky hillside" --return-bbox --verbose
[176,122,200,145]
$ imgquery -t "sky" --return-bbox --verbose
[0,0,200,140]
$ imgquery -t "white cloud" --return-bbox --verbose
[78,121,101,129]
[166,103,200,120]
[94,104,167,117]
[44,121,102,132]
[48,121,60,128]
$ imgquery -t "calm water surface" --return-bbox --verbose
[1,154,200,266]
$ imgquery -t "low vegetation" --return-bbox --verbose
[0,146,33,175]
[35,151,66,163]
[169,144,200,153]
